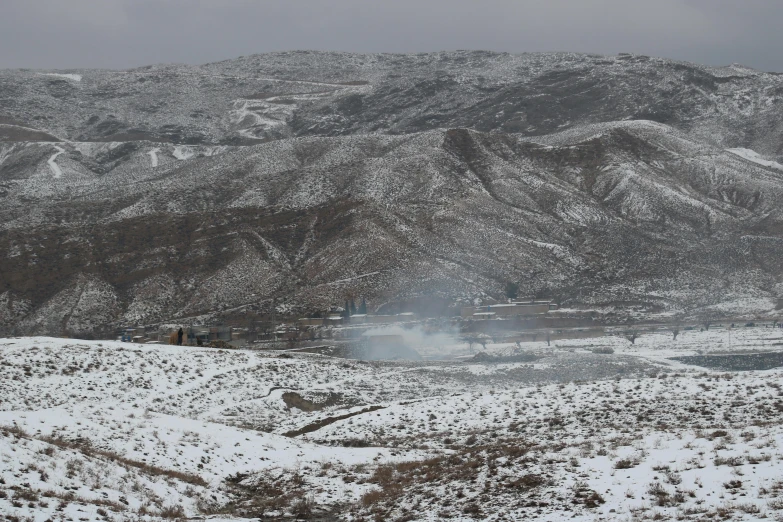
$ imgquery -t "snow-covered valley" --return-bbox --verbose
[4,49,783,521]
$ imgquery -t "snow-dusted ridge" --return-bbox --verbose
[1,121,783,333]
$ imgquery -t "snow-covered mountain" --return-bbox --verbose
[2,51,783,334]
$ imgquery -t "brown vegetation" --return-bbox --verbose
[1,424,207,487]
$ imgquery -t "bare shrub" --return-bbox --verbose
[714,456,744,467]
[767,498,783,510]
[735,503,761,514]
[361,488,386,508]
[158,504,186,519]
[746,454,771,464]
[570,481,605,508]
[664,470,682,485]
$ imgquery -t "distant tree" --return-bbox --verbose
[670,314,685,340]
[350,299,357,316]
[344,300,351,318]
[695,309,721,331]
[505,281,520,300]
[358,298,367,315]
[625,330,639,345]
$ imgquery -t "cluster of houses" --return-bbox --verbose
[117,300,570,347]
[293,300,559,332]
[297,312,418,328]
[267,312,422,343]
[113,298,782,354]
[119,325,236,346]
[461,300,558,320]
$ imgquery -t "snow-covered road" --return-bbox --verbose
[148,147,159,167]
[47,145,65,178]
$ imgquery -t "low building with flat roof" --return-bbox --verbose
[298,317,325,327]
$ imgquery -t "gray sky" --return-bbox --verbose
[3,0,782,71]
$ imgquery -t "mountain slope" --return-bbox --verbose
[3,52,783,333]
[2,115,783,333]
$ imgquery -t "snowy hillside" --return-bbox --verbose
[4,330,783,520]
[2,124,783,334]
[2,52,783,333]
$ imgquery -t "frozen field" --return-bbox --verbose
[2,327,783,521]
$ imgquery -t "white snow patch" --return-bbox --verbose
[173,145,194,160]
[148,147,160,167]
[727,147,783,171]
[703,296,777,315]
[47,145,65,178]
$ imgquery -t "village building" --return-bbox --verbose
[462,300,556,319]
[298,317,325,327]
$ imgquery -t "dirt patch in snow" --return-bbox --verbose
[282,391,343,412]
[284,405,386,438]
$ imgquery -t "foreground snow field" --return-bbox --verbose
[2,328,783,521]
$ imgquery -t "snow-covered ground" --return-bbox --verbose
[2,328,783,520]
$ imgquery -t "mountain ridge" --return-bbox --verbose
[2,51,783,155]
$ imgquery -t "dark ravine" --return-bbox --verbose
[283,405,386,438]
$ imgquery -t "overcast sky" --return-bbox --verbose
[3,0,782,71]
